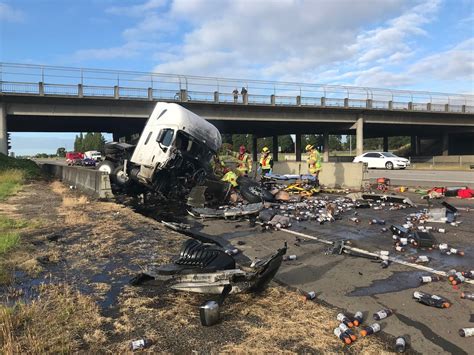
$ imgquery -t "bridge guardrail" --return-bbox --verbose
[0,62,473,114]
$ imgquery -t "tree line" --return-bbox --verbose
[222,134,410,153]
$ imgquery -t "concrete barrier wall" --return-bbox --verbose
[41,164,114,199]
[410,155,474,164]
[272,162,366,188]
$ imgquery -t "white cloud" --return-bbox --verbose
[351,38,474,89]
[106,0,166,17]
[69,0,473,93]
[408,38,474,80]
[351,0,441,67]
[0,2,25,22]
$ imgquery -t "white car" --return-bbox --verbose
[353,152,410,169]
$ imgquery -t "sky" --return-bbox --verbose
[1,0,473,155]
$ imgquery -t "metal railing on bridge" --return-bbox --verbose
[0,62,473,113]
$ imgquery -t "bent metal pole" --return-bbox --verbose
[274,226,474,285]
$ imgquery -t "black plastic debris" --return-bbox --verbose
[411,231,436,248]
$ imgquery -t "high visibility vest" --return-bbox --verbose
[221,171,238,187]
[307,150,322,174]
[259,155,272,169]
[237,153,251,174]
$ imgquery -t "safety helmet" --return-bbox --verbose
[239,145,246,153]
[262,146,270,153]
[305,144,314,151]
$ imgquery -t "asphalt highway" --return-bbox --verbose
[366,169,474,187]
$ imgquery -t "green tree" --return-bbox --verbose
[301,135,323,152]
[328,135,343,151]
[74,133,83,152]
[56,147,66,157]
[364,138,383,150]
[278,135,294,153]
[74,132,106,152]
[231,134,251,152]
[389,136,410,150]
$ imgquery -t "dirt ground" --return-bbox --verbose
[0,180,393,353]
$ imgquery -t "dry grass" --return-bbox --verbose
[54,183,91,225]
[0,283,106,354]
[111,285,390,353]
[225,288,391,353]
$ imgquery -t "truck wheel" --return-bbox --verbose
[113,165,130,186]
[97,160,115,175]
[240,183,274,203]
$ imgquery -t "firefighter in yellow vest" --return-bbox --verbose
[229,145,252,176]
[210,155,226,179]
[305,144,322,177]
[259,146,273,177]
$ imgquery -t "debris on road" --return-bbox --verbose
[395,336,407,353]
[130,239,287,295]
[360,323,381,337]
[130,338,152,351]
[413,291,451,308]
[459,328,474,337]
[373,308,393,320]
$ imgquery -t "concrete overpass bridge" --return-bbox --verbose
[1,63,473,160]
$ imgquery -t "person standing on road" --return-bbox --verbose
[305,144,322,178]
[259,146,273,177]
[229,145,252,176]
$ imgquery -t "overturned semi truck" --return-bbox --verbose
[97,103,222,198]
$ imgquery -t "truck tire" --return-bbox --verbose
[97,160,115,175]
[239,183,274,203]
[113,165,130,186]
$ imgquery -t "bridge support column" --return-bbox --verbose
[272,135,278,162]
[411,136,420,156]
[323,133,329,162]
[356,115,364,157]
[442,133,449,156]
[295,134,301,162]
[0,103,7,155]
[383,136,389,152]
[252,135,258,162]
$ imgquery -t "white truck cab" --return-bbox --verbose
[84,150,102,161]
[99,102,222,198]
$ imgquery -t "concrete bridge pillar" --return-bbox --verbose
[271,94,275,106]
[295,134,302,162]
[383,136,389,152]
[114,86,119,99]
[252,135,258,162]
[411,136,421,156]
[0,103,7,155]
[442,133,449,156]
[272,135,278,162]
[213,91,219,103]
[356,115,364,157]
[323,133,329,162]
